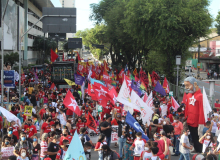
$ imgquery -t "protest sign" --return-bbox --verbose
[24,106,33,116]
[1,147,14,158]
[111,125,118,143]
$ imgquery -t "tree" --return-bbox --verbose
[216,11,220,35]
[0,52,19,67]
[32,36,57,64]
[124,0,212,82]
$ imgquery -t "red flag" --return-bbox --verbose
[162,77,170,94]
[50,83,56,90]
[86,112,97,132]
[171,96,180,111]
[98,98,108,107]
[93,82,109,100]
[103,71,112,83]
[63,90,81,116]
[151,71,160,87]
[106,83,114,91]
[88,83,98,101]
[135,75,139,82]
[127,70,131,77]
[182,92,187,104]
[77,63,84,73]
[139,68,149,87]
[51,49,58,62]
[107,87,118,105]
[77,52,82,61]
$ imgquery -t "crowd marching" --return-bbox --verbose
[0,58,220,160]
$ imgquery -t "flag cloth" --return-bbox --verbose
[0,107,21,126]
[63,90,81,116]
[135,75,139,82]
[145,91,153,108]
[154,81,166,96]
[130,74,135,81]
[103,71,112,83]
[140,80,147,91]
[125,111,149,141]
[142,93,148,102]
[64,78,75,86]
[139,68,149,87]
[116,80,132,107]
[74,74,85,86]
[182,92,187,104]
[162,77,170,94]
[86,112,97,132]
[88,83,98,101]
[133,68,138,76]
[111,81,117,87]
[127,70,131,77]
[77,52,83,61]
[124,75,132,92]
[131,80,140,92]
[93,82,109,100]
[50,49,58,62]
[107,87,118,105]
[50,83,56,90]
[151,71,160,87]
[203,87,212,122]
[148,72,152,86]
[171,96,180,111]
[63,131,86,160]
[81,81,85,100]
[130,90,142,112]
[91,78,105,86]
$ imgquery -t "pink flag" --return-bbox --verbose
[171,96,180,111]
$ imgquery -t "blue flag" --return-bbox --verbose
[154,81,166,96]
[63,131,86,160]
[125,111,149,141]
[91,78,105,86]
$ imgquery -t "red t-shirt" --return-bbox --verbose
[39,109,46,119]
[56,148,68,159]
[168,114,173,123]
[10,111,19,116]
[12,126,20,140]
[76,122,85,133]
[41,122,54,133]
[103,105,112,114]
[66,108,73,116]
[111,119,118,125]
[114,106,122,113]
[24,125,37,138]
[59,135,72,145]
[0,116,3,129]
[38,91,44,99]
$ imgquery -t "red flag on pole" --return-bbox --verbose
[51,49,58,62]
[50,83,56,90]
[107,87,118,105]
[86,112,97,132]
[162,77,170,94]
[171,96,180,111]
[63,90,81,116]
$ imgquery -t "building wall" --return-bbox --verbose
[199,35,220,48]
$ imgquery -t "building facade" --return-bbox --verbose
[0,0,54,65]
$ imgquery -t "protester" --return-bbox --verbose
[100,114,113,147]
[31,135,41,160]
[102,145,119,160]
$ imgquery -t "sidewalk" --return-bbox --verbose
[191,69,220,85]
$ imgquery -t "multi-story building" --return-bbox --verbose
[0,0,54,65]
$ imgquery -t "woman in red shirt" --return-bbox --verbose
[76,117,87,133]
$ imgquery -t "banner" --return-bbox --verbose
[24,106,33,116]
[111,125,118,143]
[0,107,21,126]
[1,147,14,157]
[3,70,15,88]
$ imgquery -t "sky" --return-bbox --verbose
[51,0,219,31]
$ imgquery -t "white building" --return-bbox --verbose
[0,0,54,65]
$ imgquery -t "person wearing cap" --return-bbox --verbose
[3,127,18,146]
[100,114,113,147]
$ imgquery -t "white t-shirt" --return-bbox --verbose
[59,113,67,125]
[211,121,217,133]
[147,156,161,160]
[141,151,152,160]
[132,139,147,156]
[202,139,213,153]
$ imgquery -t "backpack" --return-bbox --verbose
[80,134,86,146]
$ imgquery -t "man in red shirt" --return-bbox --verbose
[23,119,37,141]
[172,116,183,156]
[59,129,72,145]
[10,120,21,140]
[40,117,54,138]
[39,104,47,121]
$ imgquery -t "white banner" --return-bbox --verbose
[116,80,132,107]
[111,125,118,143]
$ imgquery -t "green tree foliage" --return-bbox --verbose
[89,0,212,83]
[32,36,57,64]
[216,11,220,35]
[0,52,19,67]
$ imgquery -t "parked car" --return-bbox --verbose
[185,66,192,72]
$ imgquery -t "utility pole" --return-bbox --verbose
[1,0,10,107]
[197,44,201,78]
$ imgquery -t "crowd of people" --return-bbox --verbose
[0,63,220,160]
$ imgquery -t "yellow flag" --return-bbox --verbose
[64,78,75,86]
[148,72,152,86]
[55,48,58,53]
